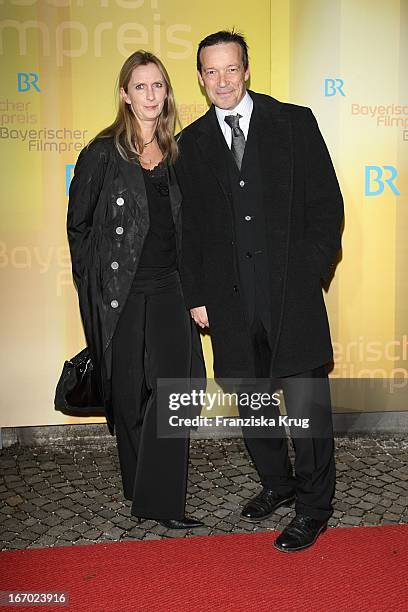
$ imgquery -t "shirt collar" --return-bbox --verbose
[215,90,253,123]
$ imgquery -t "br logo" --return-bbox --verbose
[324,78,345,97]
[365,166,400,196]
[17,72,40,92]
[65,164,75,196]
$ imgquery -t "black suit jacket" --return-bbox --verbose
[175,90,344,378]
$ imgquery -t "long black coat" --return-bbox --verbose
[67,136,205,435]
[175,91,344,378]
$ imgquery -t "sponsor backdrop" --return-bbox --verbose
[1,0,407,427]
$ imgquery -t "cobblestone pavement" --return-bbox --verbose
[1,436,407,550]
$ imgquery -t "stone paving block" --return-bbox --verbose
[340,515,362,526]
[382,512,400,522]
[213,509,230,519]
[115,518,137,531]
[22,517,38,527]
[202,515,220,527]
[189,526,213,537]
[125,526,145,539]
[4,475,21,484]
[89,516,106,527]
[333,502,350,512]
[73,523,91,535]
[149,524,169,536]
[356,501,374,510]
[385,483,406,494]
[362,513,381,523]
[143,533,163,540]
[43,525,66,538]
[62,516,84,528]
[5,495,24,507]
[101,526,124,539]
[55,508,75,519]
[30,509,49,521]
[0,531,17,542]
[6,538,30,550]
[274,506,293,517]
[164,530,188,538]
[28,523,49,536]
[83,528,103,540]
[41,502,60,513]
[188,498,204,507]
[349,508,364,517]
[28,535,57,548]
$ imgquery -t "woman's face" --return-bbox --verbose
[120,62,167,124]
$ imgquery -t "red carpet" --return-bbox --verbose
[1,525,407,611]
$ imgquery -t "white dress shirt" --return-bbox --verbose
[215,91,254,148]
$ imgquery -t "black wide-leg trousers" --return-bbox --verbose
[111,269,191,521]
[238,276,336,521]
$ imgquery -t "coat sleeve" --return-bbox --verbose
[66,140,108,289]
[301,108,344,282]
[175,135,206,310]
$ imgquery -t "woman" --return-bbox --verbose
[67,50,205,529]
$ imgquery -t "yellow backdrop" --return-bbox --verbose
[1,0,406,427]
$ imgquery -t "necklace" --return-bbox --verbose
[143,135,156,147]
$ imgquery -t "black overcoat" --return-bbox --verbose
[175,91,344,379]
[66,136,205,435]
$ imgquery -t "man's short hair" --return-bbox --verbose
[197,29,249,73]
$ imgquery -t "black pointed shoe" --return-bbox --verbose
[273,514,328,552]
[241,488,296,522]
[158,516,204,529]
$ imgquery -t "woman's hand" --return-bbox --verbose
[190,306,209,329]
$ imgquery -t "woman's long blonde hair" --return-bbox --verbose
[90,50,179,164]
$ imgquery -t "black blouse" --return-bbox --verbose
[136,161,177,273]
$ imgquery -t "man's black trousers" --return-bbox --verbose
[238,275,336,521]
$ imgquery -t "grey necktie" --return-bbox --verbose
[224,113,246,171]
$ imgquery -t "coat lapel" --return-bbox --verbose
[114,145,149,229]
[196,106,232,201]
[249,91,294,233]
[167,164,182,224]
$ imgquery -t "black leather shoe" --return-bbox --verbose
[158,516,204,529]
[241,488,296,522]
[273,514,328,552]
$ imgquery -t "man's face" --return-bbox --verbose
[198,42,250,110]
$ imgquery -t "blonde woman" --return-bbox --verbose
[67,51,205,529]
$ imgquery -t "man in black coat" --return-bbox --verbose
[175,30,344,552]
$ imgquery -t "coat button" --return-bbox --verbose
[244,215,252,221]
[116,197,124,206]
[233,285,239,293]
[115,226,124,235]
[239,180,245,187]
[245,252,252,258]
[110,299,119,308]
[111,261,119,270]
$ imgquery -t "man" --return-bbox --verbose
[175,30,343,552]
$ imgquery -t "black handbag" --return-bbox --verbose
[54,347,104,415]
